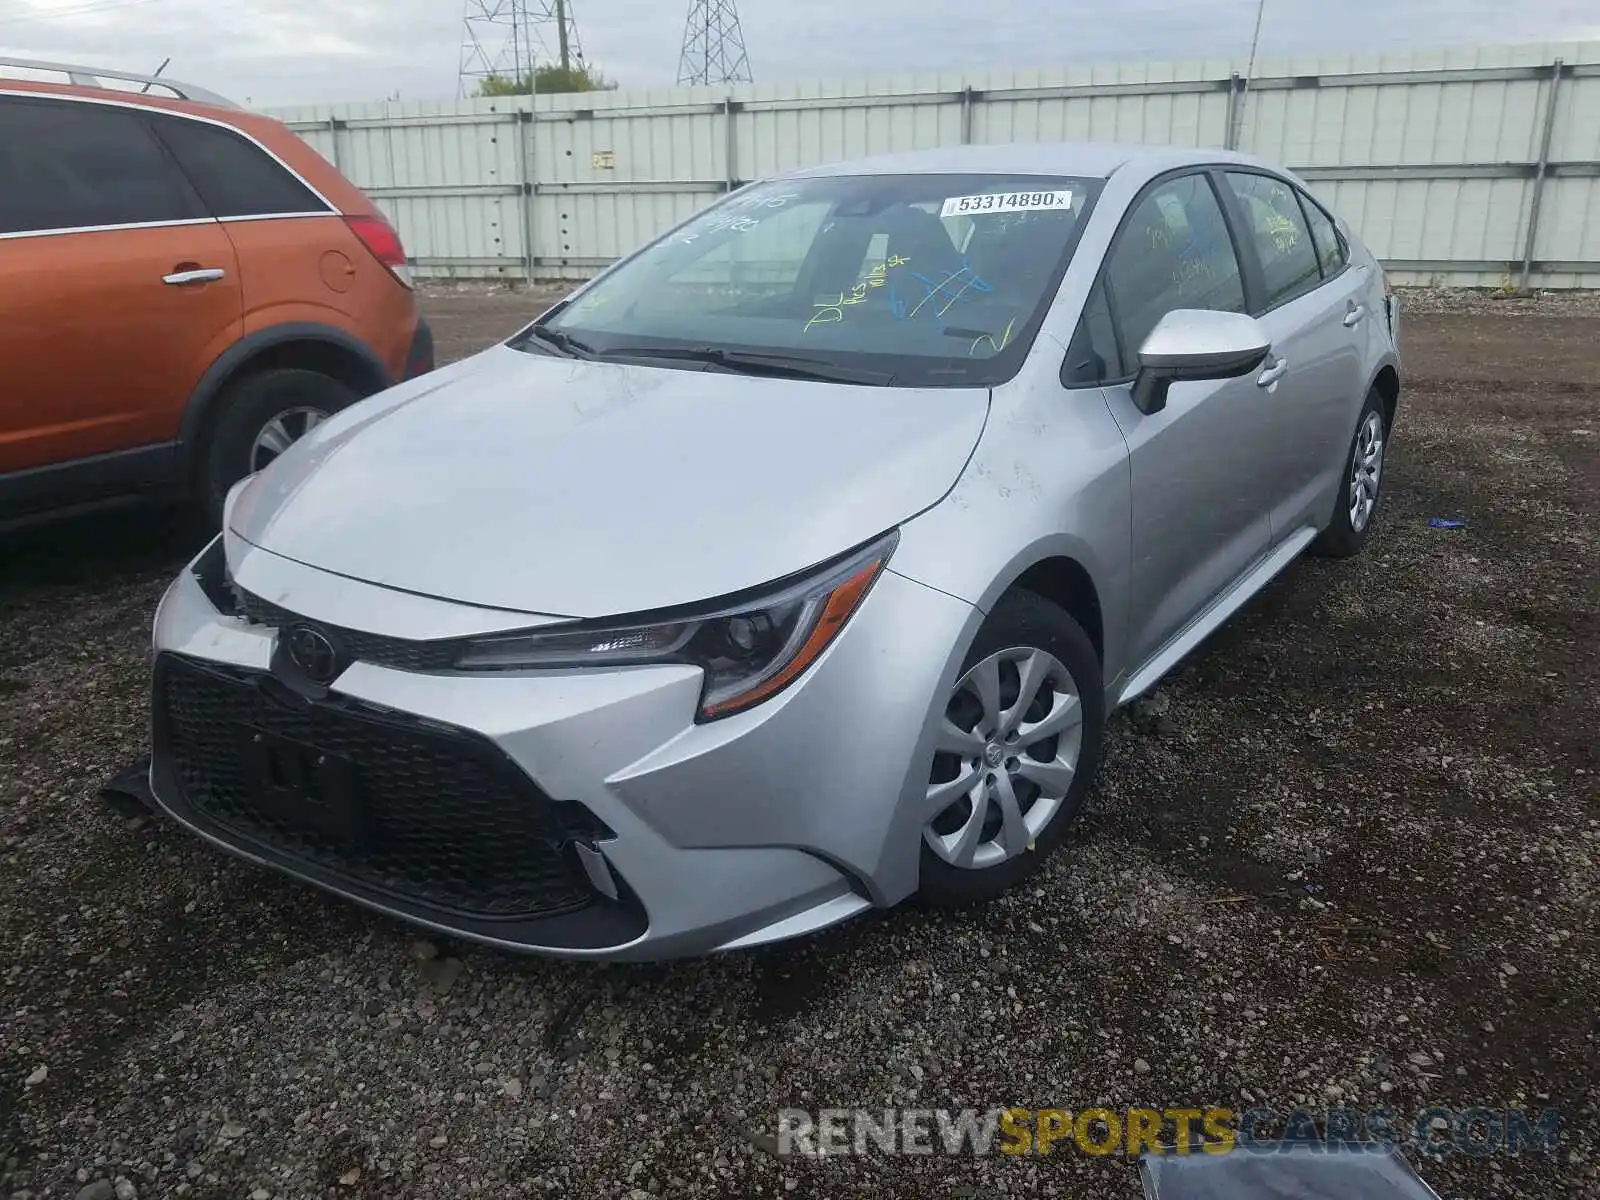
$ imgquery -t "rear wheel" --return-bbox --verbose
[917,590,1104,906]
[200,368,358,522]
[1312,387,1388,558]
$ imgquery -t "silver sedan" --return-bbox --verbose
[147,141,1401,959]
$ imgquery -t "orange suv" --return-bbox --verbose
[0,59,434,529]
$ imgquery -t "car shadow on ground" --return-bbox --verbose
[0,504,211,595]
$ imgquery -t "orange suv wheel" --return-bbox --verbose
[201,369,358,521]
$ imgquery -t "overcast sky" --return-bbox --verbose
[1,0,1596,109]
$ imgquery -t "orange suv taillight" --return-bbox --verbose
[344,214,414,289]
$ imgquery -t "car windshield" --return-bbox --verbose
[526,171,1103,387]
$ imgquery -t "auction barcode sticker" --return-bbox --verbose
[940,190,1073,218]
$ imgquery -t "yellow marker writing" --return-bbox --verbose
[969,317,1016,357]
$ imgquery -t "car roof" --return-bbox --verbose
[783,141,1276,183]
[0,75,248,123]
[0,56,237,109]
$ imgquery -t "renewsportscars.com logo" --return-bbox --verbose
[775,1105,1563,1158]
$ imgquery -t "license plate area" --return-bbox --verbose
[234,724,364,845]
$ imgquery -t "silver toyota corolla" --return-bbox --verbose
[148,142,1401,960]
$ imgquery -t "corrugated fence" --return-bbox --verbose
[266,40,1600,288]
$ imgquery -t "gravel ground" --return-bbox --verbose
[1,288,1596,1200]
[1392,286,1600,318]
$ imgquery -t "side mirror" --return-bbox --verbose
[1130,309,1271,415]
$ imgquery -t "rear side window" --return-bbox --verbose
[1104,173,1246,373]
[150,115,328,218]
[0,97,205,235]
[1225,172,1321,309]
[1299,190,1348,275]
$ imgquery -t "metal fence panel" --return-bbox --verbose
[269,39,1600,288]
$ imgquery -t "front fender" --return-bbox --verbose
[889,378,1134,693]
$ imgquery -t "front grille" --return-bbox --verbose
[231,588,465,674]
[155,654,600,919]
[191,539,468,674]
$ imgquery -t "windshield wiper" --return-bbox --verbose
[593,345,893,386]
[518,324,597,359]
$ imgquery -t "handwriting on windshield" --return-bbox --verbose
[903,262,992,319]
[680,212,763,246]
[726,191,799,210]
[803,254,997,332]
[969,317,1016,356]
[678,192,801,245]
[805,285,868,330]
[865,254,909,289]
[802,255,912,332]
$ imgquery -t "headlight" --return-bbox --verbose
[455,531,898,721]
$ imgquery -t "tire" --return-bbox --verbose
[917,589,1105,907]
[200,368,359,523]
[1311,387,1388,559]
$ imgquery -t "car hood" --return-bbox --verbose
[228,345,989,617]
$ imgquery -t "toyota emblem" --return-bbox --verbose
[285,624,341,683]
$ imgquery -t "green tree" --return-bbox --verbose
[477,63,616,96]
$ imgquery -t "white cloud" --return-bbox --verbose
[0,0,1593,108]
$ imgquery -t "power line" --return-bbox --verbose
[677,0,751,86]
[1232,0,1267,148]
[0,0,171,27]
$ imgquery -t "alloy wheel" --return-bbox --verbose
[250,407,329,474]
[923,646,1084,871]
[1349,410,1385,532]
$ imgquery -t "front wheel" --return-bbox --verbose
[917,589,1105,906]
[1312,388,1388,558]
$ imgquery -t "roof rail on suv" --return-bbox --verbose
[0,56,239,109]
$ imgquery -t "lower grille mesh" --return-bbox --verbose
[155,655,598,919]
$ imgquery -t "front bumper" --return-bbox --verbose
[148,537,979,960]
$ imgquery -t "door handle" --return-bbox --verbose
[1256,355,1289,388]
[1343,301,1366,327]
[163,267,226,286]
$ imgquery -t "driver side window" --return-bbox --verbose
[1106,174,1246,374]
[1068,173,1246,382]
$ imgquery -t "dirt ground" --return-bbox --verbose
[0,287,1596,1200]
[420,283,566,363]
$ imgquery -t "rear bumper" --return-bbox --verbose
[403,316,435,379]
